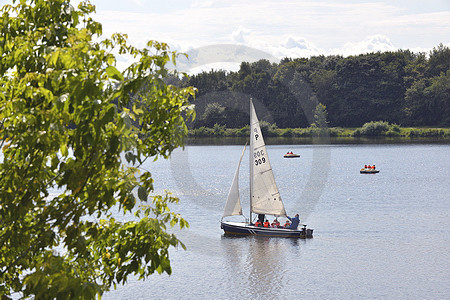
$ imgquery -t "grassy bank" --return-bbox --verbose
[188,121,450,139]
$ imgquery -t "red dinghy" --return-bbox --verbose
[283,152,300,158]
[360,164,380,174]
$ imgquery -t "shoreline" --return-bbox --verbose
[185,136,450,145]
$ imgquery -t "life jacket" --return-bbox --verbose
[263,221,270,227]
[254,221,261,227]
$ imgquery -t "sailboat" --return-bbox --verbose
[220,99,313,238]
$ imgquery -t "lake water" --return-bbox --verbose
[104,142,449,299]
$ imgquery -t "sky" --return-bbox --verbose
[87,0,450,71]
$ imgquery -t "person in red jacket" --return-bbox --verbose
[254,221,262,227]
[263,219,270,227]
[271,218,280,228]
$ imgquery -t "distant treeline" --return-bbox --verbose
[174,44,449,130]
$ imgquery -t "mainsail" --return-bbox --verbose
[222,145,246,218]
[249,100,286,216]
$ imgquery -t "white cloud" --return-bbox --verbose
[175,44,279,73]
[274,36,322,58]
[338,35,396,56]
[93,0,449,70]
[191,0,215,9]
[187,62,241,74]
[231,26,251,44]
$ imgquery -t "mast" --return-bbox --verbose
[249,98,253,223]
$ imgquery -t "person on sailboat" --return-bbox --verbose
[258,214,265,224]
[254,220,262,227]
[283,220,291,228]
[271,218,280,228]
[287,214,300,230]
[263,219,270,228]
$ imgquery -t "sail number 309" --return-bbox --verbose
[254,150,266,166]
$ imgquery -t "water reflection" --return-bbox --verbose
[221,236,303,297]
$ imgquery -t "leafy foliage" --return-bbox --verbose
[0,0,195,298]
[405,70,450,126]
[188,123,449,139]
[353,121,391,136]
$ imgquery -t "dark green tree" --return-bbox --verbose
[405,71,450,126]
[427,71,450,126]
[313,103,329,128]
[187,70,230,97]
[200,102,226,127]
[427,43,450,77]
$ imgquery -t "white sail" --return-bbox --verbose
[250,100,287,217]
[222,145,246,218]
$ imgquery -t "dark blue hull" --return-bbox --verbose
[221,221,313,238]
[360,169,380,174]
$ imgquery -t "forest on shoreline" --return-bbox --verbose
[171,44,449,138]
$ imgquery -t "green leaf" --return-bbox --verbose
[124,151,136,164]
[61,143,68,157]
[103,105,116,125]
[105,66,124,81]
[137,186,148,201]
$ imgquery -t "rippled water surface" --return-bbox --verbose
[101,143,449,299]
